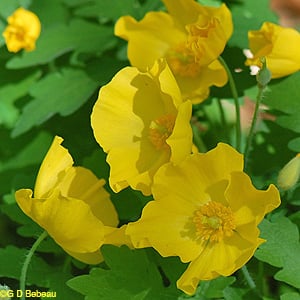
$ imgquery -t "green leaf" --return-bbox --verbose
[0,70,41,128]
[288,137,300,152]
[264,72,300,152]
[67,245,179,300]
[11,68,98,137]
[255,216,300,288]
[223,286,247,300]
[0,245,52,286]
[280,292,300,300]
[0,131,52,172]
[30,0,68,28]
[0,0,19,18]
[0,245,82,299]
[6,19,116,69]
[267,72,300,115]
[74,0,161,22]
[184,277,236,299]
[62,0,91,7]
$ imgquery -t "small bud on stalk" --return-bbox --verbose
[277,154,300,191]
[256,57,272,88]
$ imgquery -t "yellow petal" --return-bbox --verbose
[177,234,263,295]
[126,200,203,262]
[34,136,73,198]
[56,166,118,227]
[163,1,233,43]
[151,143,243,208]
[167,100,193,164]
[115,12,185,70]
[225,172,281,226]
[15,189,105,253]
[246,22,300,78]
[162,0,205,27]
[176,59,227,104]
[107,145,153,195]
[103,225,133,248]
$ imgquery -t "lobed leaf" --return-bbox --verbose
[255,216,300,288]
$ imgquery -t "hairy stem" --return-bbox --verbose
[20,231,48,300]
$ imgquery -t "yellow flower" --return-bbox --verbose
[91,59,193,196]
[245,22,300,78]
[2,7,41,53]
[115,0,233,103]
[126,143,281,295]
[15,136,130,264]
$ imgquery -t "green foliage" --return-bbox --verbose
[265,72,300,152]
[1,0,300,299]
[67,245,180,300]
[255,216,300,289]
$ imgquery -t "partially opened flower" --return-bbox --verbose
[2,7,41,53]
[126,143,281,295]
[245,22,300,78]
[15,136,130,265]
[91,59,193,196]
[115,0,233,103]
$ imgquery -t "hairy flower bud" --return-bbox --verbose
[277,154,300,191]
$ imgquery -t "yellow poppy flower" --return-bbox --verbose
[2,7,41,53]
[91,59,193,196]
[245,22,300,78]
[126,143,281,295]
[115,0,233,103]
[15,136,130,264]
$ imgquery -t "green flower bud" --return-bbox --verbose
[277,154,300,191]
[256,57,272,88]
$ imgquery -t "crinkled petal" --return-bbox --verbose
[34,136,73,198]
[225,172,281,226]
[153,143,243,206]
[15,189,105,253]
[56,166,118,227]
[177,233,263,295]
[163,1,233,40]
[176,59,227,103]
[115,12,185,70]
[126,200,203,262]
[167,100,193,164]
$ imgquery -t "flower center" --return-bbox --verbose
[148,114,176,150]
[193,201,235,242]
[166,43,201,78]
[185,16,218,62]
[166,16,218,78]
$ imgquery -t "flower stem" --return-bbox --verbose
[243,85,264,168]
[218,56,241,152]
[192,122,207,153]
[217,98,226,129]
[241,265,256,290]
[216,98,230,142]
[20,230,48,300]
